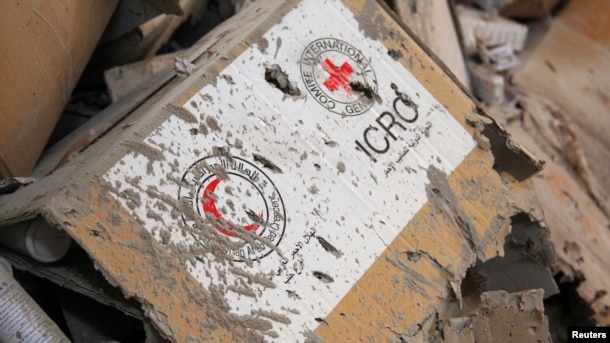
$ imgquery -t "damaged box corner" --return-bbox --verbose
[511,0,610,218]
[443,289,551,343]
[505,0,610,326]
[0,0,546,341]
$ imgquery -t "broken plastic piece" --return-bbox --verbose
[174,56,195,77]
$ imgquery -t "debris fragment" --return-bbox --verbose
[264,64,301,97]
[444,289,551,343]
[457,5,528,55]
[313,271,334,284]
[469,63,505,105]
[174,56,195,77]
[252,153,283,173]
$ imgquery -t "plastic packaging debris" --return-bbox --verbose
[457,5,528,55]
[0,257,71,342]
[469,62,505,104]
[478,43,520,72]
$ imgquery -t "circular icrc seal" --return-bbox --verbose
[177,156,286,262]
[300,38,378,116]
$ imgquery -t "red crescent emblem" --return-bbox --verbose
[202,177,263,237]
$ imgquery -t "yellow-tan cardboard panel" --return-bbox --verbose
[0,0,118,178]
[0,0,538,341]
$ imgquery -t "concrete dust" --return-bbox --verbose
[107,166,302,340]
[165,103,198,124]
[205,116,222,132]
[256,37,269,53]
[348,81,381,104]
[387,48,403,60]
[426,165,481,260]
[0,1,568,342]
[336,161,345,174]
[465,114,492,151]
[443,289,551,343]
[121,141,165,175]
[312,271,334,284]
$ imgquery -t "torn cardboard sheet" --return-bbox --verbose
[0,248,143,319]
[463,213,558,299]
[518,93,605,212]
[33,19,235,178]
[81,0,201,88]
[469,63,505,105]
[490,96,610,326]
[0,0,539,341]
[99,0,181,45]
[444,289,551,343]
[104,53,181,102]
[511,0,610,217]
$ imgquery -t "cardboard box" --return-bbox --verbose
[457,5,528,55]
[0,0,118,178]
[478,43,520,72]
[474,0,561,19]
[469,63,505,105]
[499,0,562,19]
[104,52,181,102]
[0,0,541,341]
[80,0,201,88]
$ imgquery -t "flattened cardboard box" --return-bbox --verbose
[0,0,537,341]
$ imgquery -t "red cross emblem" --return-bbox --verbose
[322,58,353,94]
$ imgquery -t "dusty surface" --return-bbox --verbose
[487,93,610,327]
[443,289,551,343]
[511,0,610,217]
[0,0,550,342]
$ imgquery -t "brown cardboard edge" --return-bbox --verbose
[0,0,544,340]
[315,146,515,341]
[0,1,307,340]
[0,0,300,227]
[0,247,144,319]
[373,0,543,180]
[33,0,300,179]
[40,182,254,342]
[0,155,13,180]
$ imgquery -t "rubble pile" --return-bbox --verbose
[0,0,607,342]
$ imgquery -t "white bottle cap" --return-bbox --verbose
[24,217,72,263]
[0,217,71,263]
